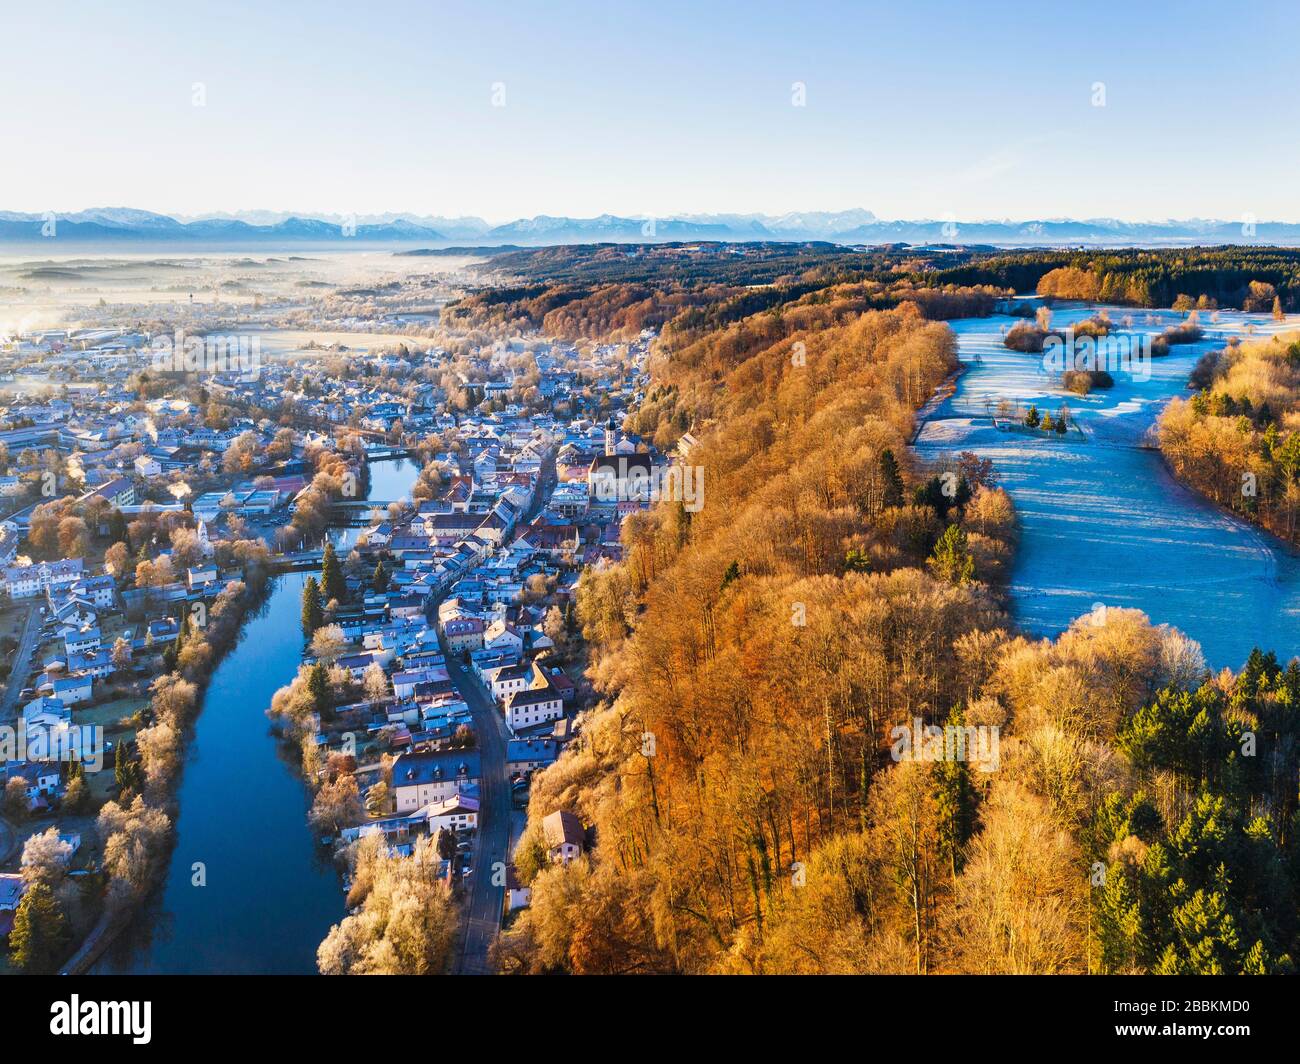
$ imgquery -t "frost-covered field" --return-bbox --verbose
[915,304,1298,669]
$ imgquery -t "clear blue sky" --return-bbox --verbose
[5,0,1298,221]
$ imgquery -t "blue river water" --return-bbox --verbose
[98,458,418,973]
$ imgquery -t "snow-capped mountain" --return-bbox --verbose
[1,207,1298,247]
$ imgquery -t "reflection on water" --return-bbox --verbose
[99,458,420,973]
[365,455,419,503]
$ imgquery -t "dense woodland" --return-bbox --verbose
[1160,331,1300,542]
[935,248,1300,312]
[446,246,1300,349]
[486,265,1300,976]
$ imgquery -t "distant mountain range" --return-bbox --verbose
[3,207,1300,247]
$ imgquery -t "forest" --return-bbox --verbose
[488,265,1300,976]
[1159,331,1300,542]
[444,244,1300,349]
[933,248,1300,312]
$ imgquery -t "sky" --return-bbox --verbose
[4,0,1300,223]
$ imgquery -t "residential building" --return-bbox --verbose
[391,749,483,812]
[543,809,584,865]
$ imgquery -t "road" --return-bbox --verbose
[0,814,16,864]
[0,602,39,725]
[442,636,514,974]
[444,448,556,975]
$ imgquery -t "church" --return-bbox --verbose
[586,417,653,503]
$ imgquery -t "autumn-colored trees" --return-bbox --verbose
[1159,331,1300,541]
[500,305,1027,974]
[487,254,1300,976]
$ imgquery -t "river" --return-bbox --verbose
[94,320,1298,970]
[97,457,419,973]
[915,303,1298,669]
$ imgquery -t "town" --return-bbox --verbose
[0,256,695,975]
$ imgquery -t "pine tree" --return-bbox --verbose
[301,576,324,634]
[719,560,741,591]
[172,611,190,663]
[844,548,871,573]
[879,448,904,508]
[927,524,975,585]
[1156,883,1242,975]
[1095,867,1145,973]
[62,765,89,814]
[933,707,978,880]
[372,561,388,593]
[107,509,128,545]
[8,881,69,973]
[321,541,346,604]
[114,747,141,798]
[307,661,331,715]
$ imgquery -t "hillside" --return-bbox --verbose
[491,272,1299,976]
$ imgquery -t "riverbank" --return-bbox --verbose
[90,458,421,974]
[56,567,273,974]
[92,571,343,973]
[1155,325,1300,552]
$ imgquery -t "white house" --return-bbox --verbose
[543,810,584,865]
[134,455,162,477]
[52,596,98,629]
[506,737,559,777]
[505,865,531,912]
[488,661,533,705]
[187,565,219,592]
[69,574,117,609]
[0,872,26,914]
[51,674,93,706]
[2,761,62,807]
[22,695,69,732]
[68,648,117,678]
[63,626,102,657]
[482,619,524,656]
[421,792,479,834]
[505,685,564,733]
[3,558,84,599]
[392,666,446,700]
